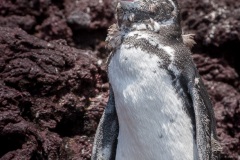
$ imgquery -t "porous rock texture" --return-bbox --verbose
[0,0,239,160]
[0,26,108,160]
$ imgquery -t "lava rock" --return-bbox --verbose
[193,54,240,159]
[0,27,108,159]
[180,0,240,46]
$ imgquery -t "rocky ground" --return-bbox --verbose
[0,0,239,159]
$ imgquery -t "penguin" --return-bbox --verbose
[91,0,221,159]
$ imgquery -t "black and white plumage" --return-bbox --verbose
[92,0,220,159]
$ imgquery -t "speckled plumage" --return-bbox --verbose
[92,0,220,159]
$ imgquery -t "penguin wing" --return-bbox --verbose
[182,64,221,160]
[91,86,119,160]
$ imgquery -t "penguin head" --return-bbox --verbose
[116,0,180,30]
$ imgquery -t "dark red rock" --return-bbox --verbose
[180,0,240,47]
[35,5,73,44]
[193,54,240,159]
[0,27,108,159]
[59,136,93,160]
[0,15,36,31]
[64,0,115,30]
[0,0,116,56]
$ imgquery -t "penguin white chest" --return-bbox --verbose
[108,45,198,160]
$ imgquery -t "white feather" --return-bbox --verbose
[108,41,198,160]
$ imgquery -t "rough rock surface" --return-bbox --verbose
[193,54,240,159]
[0,0,239,160]
[0,0,116,56]
[180,0,240,47]
[0,27,108,159]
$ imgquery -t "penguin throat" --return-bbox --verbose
[126,18,175,33]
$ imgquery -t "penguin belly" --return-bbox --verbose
[108,45,198,160]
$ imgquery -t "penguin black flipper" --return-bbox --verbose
[91,87,119,160]
[180,60,221,160]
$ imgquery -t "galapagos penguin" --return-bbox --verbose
[92,0,220,159]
